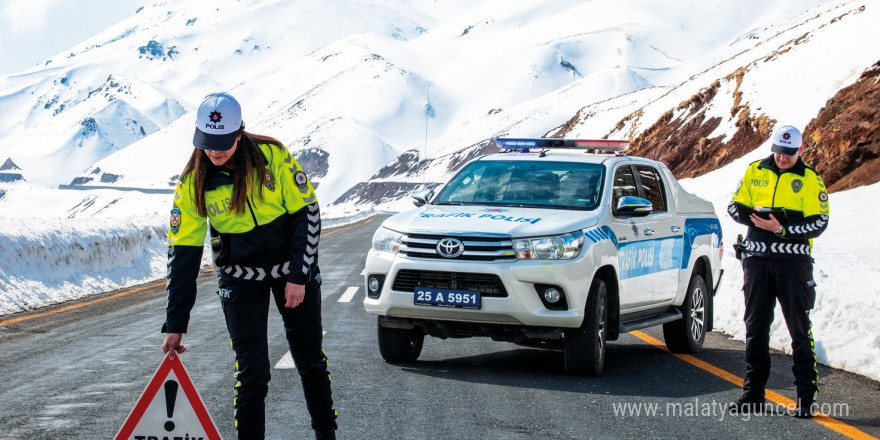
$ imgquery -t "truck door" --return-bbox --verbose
[634,164,684,304]
[609,164,654,309]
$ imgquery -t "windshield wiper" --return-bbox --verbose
[434,201,463,205]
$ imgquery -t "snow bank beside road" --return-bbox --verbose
[0,208,376,317]
[0,216,168,316]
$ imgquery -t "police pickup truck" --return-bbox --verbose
[363,138,722,375]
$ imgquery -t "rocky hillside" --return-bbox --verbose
[552,75,775,180]
[564,55,880,194]
[803,58,880,192]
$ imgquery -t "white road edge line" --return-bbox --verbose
[360,269,366,276]
[338,286,359,303]
[276,331,327,369]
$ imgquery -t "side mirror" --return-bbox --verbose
[412,188,435,207]
[616,196,652,216]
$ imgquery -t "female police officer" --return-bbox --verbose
[161,92,337,439]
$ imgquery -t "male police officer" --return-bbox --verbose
[727,125,830,418]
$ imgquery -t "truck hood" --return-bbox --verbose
[382,205,600,237]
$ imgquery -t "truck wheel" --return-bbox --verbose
[564,278,607,376]
[377,320,424,363]
[663,273,707,353]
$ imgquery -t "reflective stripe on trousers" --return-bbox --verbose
[219,275,337,438]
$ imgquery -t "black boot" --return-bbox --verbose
[794,395,816,418]
[315,429,336,440]
[729,392,766,413]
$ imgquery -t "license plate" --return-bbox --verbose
[414,286,481,309]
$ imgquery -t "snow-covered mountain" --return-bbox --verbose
[1,0,879,380]
[6,0,874,213]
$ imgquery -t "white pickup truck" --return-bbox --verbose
[363,138,723,375]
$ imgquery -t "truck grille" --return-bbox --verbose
[391,270,508,297]
[400,233,515,261]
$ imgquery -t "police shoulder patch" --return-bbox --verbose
[294,170,308,189]
[819,192,828,202]
[170,207,181,234]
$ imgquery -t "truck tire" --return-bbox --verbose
[663,273,707,353]
[377,320,424,363]
[564,278,608,376]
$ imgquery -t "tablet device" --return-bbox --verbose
[734,203,788,224]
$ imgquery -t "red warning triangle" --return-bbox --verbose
[115,353,222,440]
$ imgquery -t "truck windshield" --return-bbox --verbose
[434,160,604,210]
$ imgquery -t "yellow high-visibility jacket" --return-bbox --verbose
[727,155,829,261]
[163,142,320,333]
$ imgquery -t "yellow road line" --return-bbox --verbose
[323,215,377,238]
[0,215,379,328]
[631,330,877,440]
[0,281,165,327]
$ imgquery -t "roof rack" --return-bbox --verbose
[494,138,629,154]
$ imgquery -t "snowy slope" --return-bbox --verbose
[0,0,838,206]
[0,72,188,185]
[0,0,455,192]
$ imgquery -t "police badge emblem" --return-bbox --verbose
[170,207,181,234]
[264,169,275,191]
[294,170,308,189]
[791,179,803,193]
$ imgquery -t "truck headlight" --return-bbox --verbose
[371,227,403,253]
[513,230,585,260]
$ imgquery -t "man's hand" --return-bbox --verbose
[162,333,185,359]
[749,213,781,233]
[285,282,305,308]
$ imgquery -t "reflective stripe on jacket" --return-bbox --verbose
[163,143,320,333]
[727,155,829,261]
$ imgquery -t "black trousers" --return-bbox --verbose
[219,275,337,439]
[741,257,818,399]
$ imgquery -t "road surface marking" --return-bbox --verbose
[338,287,359,303]
[275,352,295,369]
[631,331,877,440]
[322,215,376,238]
[360,269,366,276]
[276,331,328,370]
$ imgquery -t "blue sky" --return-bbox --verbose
[0,0,143,74]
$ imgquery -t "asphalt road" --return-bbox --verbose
[0,215,878,440]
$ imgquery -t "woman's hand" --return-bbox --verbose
[749,213,781,233]
[162,333,186,359]
[285,282,306,308]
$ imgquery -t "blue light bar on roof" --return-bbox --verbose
[495,138,629,153]
[495,138,542,150]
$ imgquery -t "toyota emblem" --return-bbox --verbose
[436,238,465,258]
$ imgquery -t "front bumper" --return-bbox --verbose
[363,250,592,329]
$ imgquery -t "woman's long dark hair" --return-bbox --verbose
[180,126,285,217]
